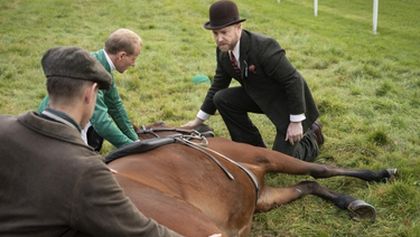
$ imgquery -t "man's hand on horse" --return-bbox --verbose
[285,121,304,145]
[181,117,204,129]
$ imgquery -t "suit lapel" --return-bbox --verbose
[219,49,238,81]
[239,30,251,80]
[239,30,250,73]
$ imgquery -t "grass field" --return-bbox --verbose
[0,0,419,236]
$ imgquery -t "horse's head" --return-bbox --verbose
[135,121,214,140]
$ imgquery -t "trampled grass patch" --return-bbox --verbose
[1,0,419,236]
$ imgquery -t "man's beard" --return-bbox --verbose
[217,42,233,52]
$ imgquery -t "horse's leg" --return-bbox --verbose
[255,184,305,212]
[306,181,376,220]
[210,139,396,183]
[256,181,376,220]
[309,166,397,183]
[247,146,396,182]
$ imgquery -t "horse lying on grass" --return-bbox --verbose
[105,123,397,237]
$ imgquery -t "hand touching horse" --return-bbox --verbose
[106,123,396,237]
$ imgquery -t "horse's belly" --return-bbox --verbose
[109,149,256,235]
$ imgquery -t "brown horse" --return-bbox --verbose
[106,123,396,237]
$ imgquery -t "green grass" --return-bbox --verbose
[1,0,419,236]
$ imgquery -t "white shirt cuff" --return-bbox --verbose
[197,110,210,121]
[290,114,306,122]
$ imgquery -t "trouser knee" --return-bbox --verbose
[213,89,229,109]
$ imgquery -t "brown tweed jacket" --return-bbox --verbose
[0,112,181,237]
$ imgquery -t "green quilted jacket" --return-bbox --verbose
[38,49,138,148]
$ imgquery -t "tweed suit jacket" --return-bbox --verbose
[0,112,180,237]
[200,29,319,131]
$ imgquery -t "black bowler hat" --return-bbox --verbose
[204,0,246,30]
[41,46,112,90]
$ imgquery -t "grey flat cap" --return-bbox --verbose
[41,46,112,90]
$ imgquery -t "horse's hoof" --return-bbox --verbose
[347,199,376,221]
[386,168,398,182]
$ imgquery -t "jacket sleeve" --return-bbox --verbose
[90,89,136,148]
[200,49,232,115]
[104,83,139,141]
[260,39,306,115]
[71,159,183,237]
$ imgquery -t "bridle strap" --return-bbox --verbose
[136,127,259,201]
[138,126,215,139]
[176,137,260,201]
[175,137,235,180]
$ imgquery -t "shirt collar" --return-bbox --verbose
[41,108,82,132]
[231,40,240,62]
[103,49,115,72]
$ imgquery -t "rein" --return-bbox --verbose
[138,127,260,199]
[176,137,260,199]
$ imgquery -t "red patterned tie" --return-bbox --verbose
[229,52,241,78]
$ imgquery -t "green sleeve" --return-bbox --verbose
[103,82,139,141]
[90,89,136,148]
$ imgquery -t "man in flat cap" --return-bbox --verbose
[39,28,142,151]
[184,0,324,161]
[0,46,182,237]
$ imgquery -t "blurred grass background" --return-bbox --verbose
[0,0,419,236]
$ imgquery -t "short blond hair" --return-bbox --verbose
[104,28,142,55]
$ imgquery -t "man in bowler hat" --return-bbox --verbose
[184,0,324,161]
[0,46,182,236]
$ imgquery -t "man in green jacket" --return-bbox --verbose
[39,28,141,151]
